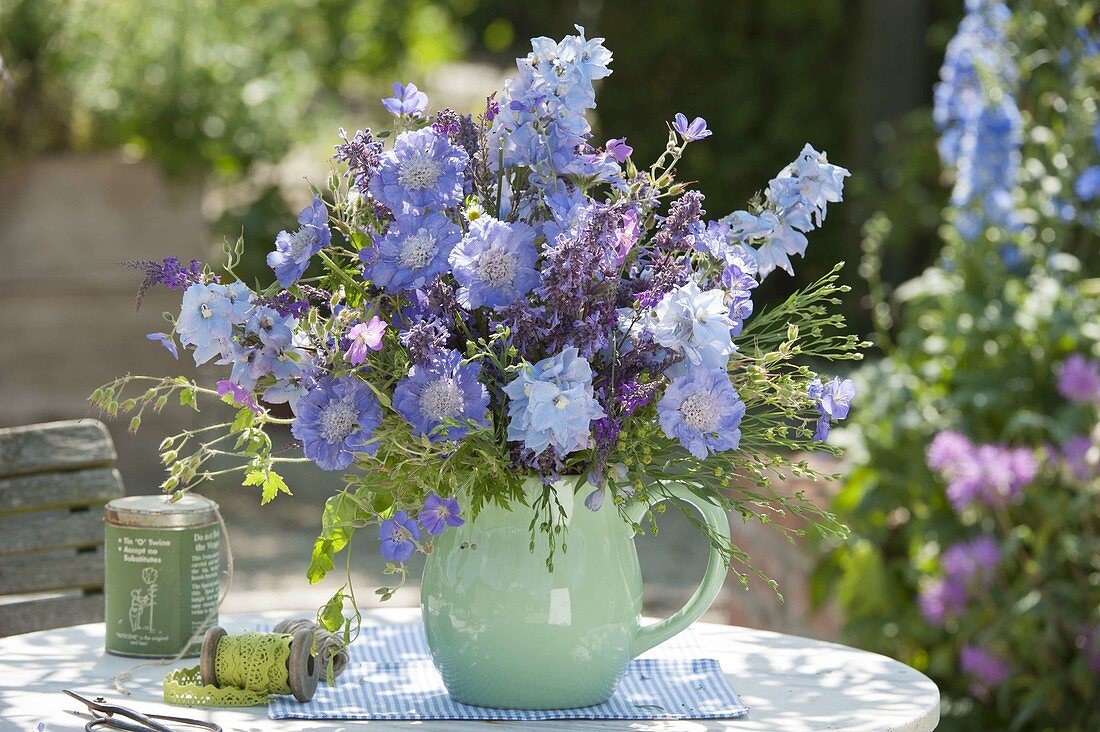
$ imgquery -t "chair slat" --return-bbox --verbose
[0,550,105,595]
[0,594,104,636]
[0,467,124,515]
[0,508,105,555]
[0,420,116,479]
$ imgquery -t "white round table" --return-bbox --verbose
[0,608,938,731]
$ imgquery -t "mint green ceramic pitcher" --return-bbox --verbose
[421,476,731,709]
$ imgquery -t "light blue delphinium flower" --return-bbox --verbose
[649,281,736,371]
[291,375,382,471]
[379,511,419,562]
[381,81,428,118]
[418,494,464,536]
[393,350,489,442]
[767,144,850,228]
[146,332,178,359]
[449,216,539,309]
[177,282,245,365]
[808,376,856,441]
[363,210,461,292]
[657,368,745,459]
[266,196,331,288]
[369,127,469,213]
[503,347,606,456]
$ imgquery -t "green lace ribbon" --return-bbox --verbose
[163,632,293,707]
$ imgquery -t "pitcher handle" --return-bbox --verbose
[629,483,731,657]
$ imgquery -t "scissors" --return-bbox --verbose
[63,691,222,732]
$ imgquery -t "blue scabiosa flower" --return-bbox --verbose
[449,216,539,309]
[363,211,461,291]
[672,113,712,141]
[381,82,429,118]
[266,196,331,288]
[658,368,745,459]
[418,494,464,535]
[369,128,469,213]
[379,511,419,562]
[177,283,242,365]
[808,376,856,441]
[392,350,489,442]
[503,347,606,456]
[649,281,736,370]
[291,376,382,471]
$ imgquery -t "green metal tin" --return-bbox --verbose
[104,495,220,658]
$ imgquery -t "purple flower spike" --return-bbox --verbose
[379,511,420,562]
[672,113,712,141]
[960,645,1010,699]
[382,82,428,117]
[419,494,464,536]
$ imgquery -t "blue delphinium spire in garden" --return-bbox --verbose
[933,0,1022,239]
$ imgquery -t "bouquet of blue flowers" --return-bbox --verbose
[97,28,863,612]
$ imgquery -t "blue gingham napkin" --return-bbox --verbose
[268,622,748,721]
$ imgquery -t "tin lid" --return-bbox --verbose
[105,494,218,528]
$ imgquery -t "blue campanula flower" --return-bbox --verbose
[392,350,489,442]
[418,494,464,536]
[503,347,606,456]
[292,375,382,471]
[363,211,462,291]
[267,196,331,288]
[381,82,428,118]
[177,282,248,365]
[369,128,469,213]
[672,113,712,142]
[808,376,856,441]
[649,281,736,371]
[657,368,745,459]
[378,511,419,562]
[449,216,539,309]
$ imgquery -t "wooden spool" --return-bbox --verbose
[199,626,320,702]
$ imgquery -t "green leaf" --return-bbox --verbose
[318,591,345,632]
[179,387,198,411]
[244,467,291,505]
[231,406,254,433]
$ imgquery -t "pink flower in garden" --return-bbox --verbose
[606,137,633,163]
[216,379,261,414]
[614,208,640,266]
[345,316,387,366]
[1056,354,1100,404]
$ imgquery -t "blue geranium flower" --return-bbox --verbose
[291,375,382,471]
[381,82,428,118]
[449,216,539,309]
[809,376,856,441]
[266,196,331,288]
[503,347,605,457]
[658,368,745,459]
[363,211,461,292]
[649,281,736,371]
[392,350,489,442]
[379,511,419,562]
[418,494,464,536]
[672,113,712,142]
[369,128,468,213]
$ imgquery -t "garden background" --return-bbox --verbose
[1,2,1097,730]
